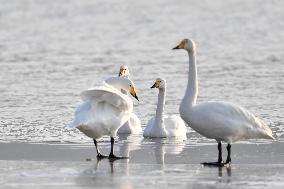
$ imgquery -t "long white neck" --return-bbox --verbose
[183,51,198,108]
[154,87,166,128]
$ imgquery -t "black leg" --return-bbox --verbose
[202,142,225,167]
[225,144,231,164]
[109,137,115,157]
[93,139,107,159]
[108,137,128,159]
[218,142,222,163]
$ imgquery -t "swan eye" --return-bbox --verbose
[129,84,132,87]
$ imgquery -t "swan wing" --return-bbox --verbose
[189,101,274,142]
[69,85,133,139]
[80,84,132,112]
[143,117,155,137]
[118,113,142,134]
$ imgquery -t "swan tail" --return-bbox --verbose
[255,117,275,140]
[67,102,92,129]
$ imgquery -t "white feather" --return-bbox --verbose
[144,115,187,139]
[69,81,133,139]
[117,113,142,134]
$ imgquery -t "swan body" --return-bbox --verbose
[117,65,142,134]
[144,115,186,138]
[143,78,187,139]
[173,39,274,165]
[117,113,142,134]
[69,76,139,159]
[181,101,273,143]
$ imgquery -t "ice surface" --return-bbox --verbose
[1,141,284,189]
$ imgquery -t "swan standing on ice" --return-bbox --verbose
[69,77,139,159]
[173,39,274,166]
[117,65,142,134]
[143,78,187,139]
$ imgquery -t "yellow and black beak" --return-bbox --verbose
[130,86,139,101]
[150,81,160,89]
[118,68,125,77]
[172,40,185,50]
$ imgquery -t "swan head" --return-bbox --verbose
[150,78,166,89]
[172,39,196,54]
[118,65,130,77]
[122,78,139,101]
[105,77,139,101]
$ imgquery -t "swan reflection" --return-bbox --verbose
[142,138,185,165]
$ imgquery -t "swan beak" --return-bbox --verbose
[118,68,125,77]
[134,94,139,101]
[130,86,139,101]
[172,40,185,50]
[150,81,159,88]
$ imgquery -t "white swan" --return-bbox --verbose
[143,78,187,139]
[117,65,142,134]
[173,39,275,166]
[68,76,139,159]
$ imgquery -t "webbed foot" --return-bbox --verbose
[202,161,230,167]
[97,153,108,159]
[108,153,129,160]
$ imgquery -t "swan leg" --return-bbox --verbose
[202,142,226,167]
[93,139,107,159]
[225,144,231,164]
[218,141,222,163]
[108,137,129,159]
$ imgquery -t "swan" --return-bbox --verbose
[118,65,130,77]
[68,76,139,159]
[143,78,187,139]
[173,39,275,166]
[117,65,142,134]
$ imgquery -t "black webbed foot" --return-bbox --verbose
[97,153,108,159]
[108,153,129,160]
[202,161,230,167]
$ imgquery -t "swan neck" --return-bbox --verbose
[184,51,198,107]
[155,87,166,127]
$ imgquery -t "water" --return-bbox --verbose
[0,0,283,144]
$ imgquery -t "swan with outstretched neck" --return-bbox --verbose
[69,76,139,159]
[143,78,187,139]
[173,39,274,166]
[117,65,142,134]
